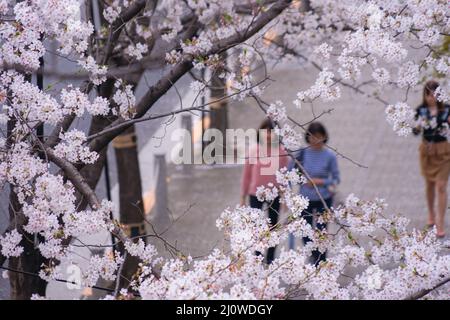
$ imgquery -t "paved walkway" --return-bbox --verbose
[46,64,446,299]
[147,64,442,262]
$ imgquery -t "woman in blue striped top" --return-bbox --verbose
[287,122,340,265]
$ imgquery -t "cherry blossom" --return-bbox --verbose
[103,1,121,24]
[126,43,148,61]
[112,80,136,120]
[77,56,107,86]
[0,0,449,301]
[0,229,23,258]
[83,251,124,287]
[385,102,415,137]
[124,239,157,264]
[54,130,99,164]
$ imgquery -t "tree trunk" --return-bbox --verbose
[208,52,228,163]
[8,188,47,299]
[113,124,145,289]
[7,91,47,299]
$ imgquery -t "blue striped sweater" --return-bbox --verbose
[288,147,340,201]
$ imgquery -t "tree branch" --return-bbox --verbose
[405,277,450,300]
[88,0,293,153]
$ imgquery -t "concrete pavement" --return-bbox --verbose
[146,64,443,264]
[1,61,444,299]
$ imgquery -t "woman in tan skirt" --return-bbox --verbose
[413,80,450,238]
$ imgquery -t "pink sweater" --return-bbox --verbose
[240,144,289,197]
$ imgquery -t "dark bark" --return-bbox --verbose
[7,71,47,299]
[77,79,117,209]
[114,126,145,226]
[8,187,47,299]
[113,124,145,288]
[87,0,293,154]
[1,0,293,298]
[208,52,229,162]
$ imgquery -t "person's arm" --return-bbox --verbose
[287,153,295,172]
[280,147,291,171]
[287,148,302,172]
[447,105,450,124]
[240,158,252,206]
[324,153,340,187]
[412,106,423,136]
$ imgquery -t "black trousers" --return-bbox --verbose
[302,197,332,266]
[249,195,280,264]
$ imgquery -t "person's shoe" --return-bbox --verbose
[436,232,446,239]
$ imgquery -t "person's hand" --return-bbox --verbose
[240,196,247,206]
[306,178,324,187]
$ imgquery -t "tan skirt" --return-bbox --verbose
[419,141,450,181]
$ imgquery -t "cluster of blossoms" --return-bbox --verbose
[38,238,66,260]
[60,86,110,117]
[77,56,108,86]
[165,50,183,65]
[159,0,185,42]
[372,68,391,86]
[264,100,305,152]
[0,0,449,301]
[276,166,306,186]
[54,130,99,164]
[83,251,124,287]
[126,43,149,61]
[181,37,213,56]
[0,230,23,258]
[135,23,153,41]
[295,69,341,104]
[217,205,278,254]
[126,168,449,300]
[266,101,287,123]
[63,200,114,237]
[269,0,449,135]
[226,72,263,101]
[397,62,420,89]
[0,142,47,195]
[284,193,310,219]
[103,0,122,24]
[112,80,136,120]
[22,173,75,235]
[0,132,115,280]
[187,0,234,26]
[385,102,416,137]
[274,123,303,151]
[189,80,206,99]
[313,43,333,60]
[1,71,62,127]
[124,239,158,264]
[255,183,279,203]
[0,0,93,71]
[222,48,265,101]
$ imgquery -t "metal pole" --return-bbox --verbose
[181,114,193,174]
[153,154,170,232]
[104,155,116,248]
[104,156,112,202]
[36,57,44,140]
[201,68,206,158]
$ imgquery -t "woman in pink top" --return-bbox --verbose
[240,118,289,264]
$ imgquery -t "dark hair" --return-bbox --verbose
[423,80,444,110]
[257,118,275,144]
[305,121,328,144]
